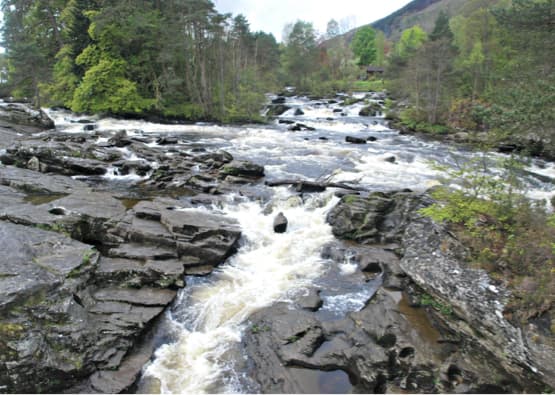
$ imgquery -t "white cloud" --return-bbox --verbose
[214,0,413,41]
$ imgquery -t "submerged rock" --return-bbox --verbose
[345,136,366,144]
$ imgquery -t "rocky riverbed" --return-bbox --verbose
[0,103,262,393]
[0,96,553,393]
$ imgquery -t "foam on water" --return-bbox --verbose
[142,190,339,393]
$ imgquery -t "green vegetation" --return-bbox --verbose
[250,323,270,334]
[420,293,453,316]
[420,155,555,323]
[386,0,554,158]
[351,26,377,66]
[1,0,280,121]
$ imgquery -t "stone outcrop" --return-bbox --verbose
[0,101,54,130]
[0,164,243,393]
[401,216,554,389]
[243,189,553,393]
[243,288,525,393]
[326,191,426,244]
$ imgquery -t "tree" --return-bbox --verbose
[1,0,65,106]
[351,26,377,66]
[47,0,100,107]
[326,19,340,39]
[394,25,427,59]
[281,20,318,89]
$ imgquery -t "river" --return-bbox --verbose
[45,92,554,393]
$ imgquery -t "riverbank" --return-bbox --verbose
[385,102,555,162]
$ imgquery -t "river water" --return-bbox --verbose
[46,93,554,393]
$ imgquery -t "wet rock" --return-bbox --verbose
[108,198,241,267]
[156,136,178,145]
[107,130,133,147]
[0,166,87,194]
[295,180,327,193]
[367,136,377,142]
[0,221,100,393]
[294,108,304,116]
[95,257,185,288]
[267,104,291,117]
[497,143,519,153]
[1,140,109,176]
[114,159,152,176]
[273,212,288,233]
[83,124,96,131]
[278,119,295,125]
[272,97,286,104]
[345,136,366,144]
[244,287,525,394]
[384,155,396,163]
[288,122,315,132]
[327,191,426,244]
[359,103,382,117]
[298,289,323,311]
[333,108,342,113]
[0,190,243,393]
[221,160,264,178]
[0,101,54,130]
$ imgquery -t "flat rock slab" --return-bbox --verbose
[93,287,176,307]
[108,243,178,260]
[96,257,185,288]
[0,220,97,311]
[0,165,87,194]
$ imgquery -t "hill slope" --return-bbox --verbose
[370,0,469,40]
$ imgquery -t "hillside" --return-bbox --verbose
[335,0,500,43]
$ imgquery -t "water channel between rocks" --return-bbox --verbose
[43,93,555,394]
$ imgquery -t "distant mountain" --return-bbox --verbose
[370,0,468,40]
[323,0,499,48]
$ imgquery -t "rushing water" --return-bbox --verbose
[45,93,555,393]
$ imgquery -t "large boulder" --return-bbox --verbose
[326,191,425,244]
[358,102,382,117]
[0,101,54,130]
[220,160,264,178]
[266,104,291,117]
[0,221,100,393]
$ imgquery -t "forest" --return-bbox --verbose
[1,0,553,149]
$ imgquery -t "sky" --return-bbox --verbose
[213,0,413,42]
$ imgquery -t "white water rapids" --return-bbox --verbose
[142,191,338,393]
[44,93,555,393]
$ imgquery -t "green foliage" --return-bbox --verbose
[394,25,427,59]
[351,79,385,92]
[399,109,450,135]
[351,26,377,66]
[420,293,453,316]
[250,323,270,334]
[281,20,319,90]
[72,58,152,114]
[419,154,555,321]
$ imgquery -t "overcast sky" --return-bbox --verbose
[213,0,413,41]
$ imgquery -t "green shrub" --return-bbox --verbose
[420,154,554,322]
